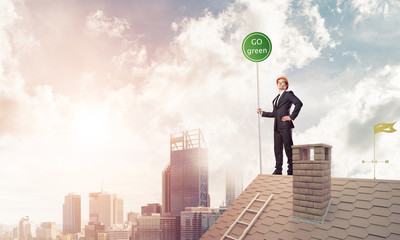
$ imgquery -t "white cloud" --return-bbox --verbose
[343,50,360,62]
[86,10,130,38]
[296,64,400,179]
[301,0,338,49]
[352,0,400,25]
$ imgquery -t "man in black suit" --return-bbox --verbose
[257,76,303,175]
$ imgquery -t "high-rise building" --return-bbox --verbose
[163,129,209,217]
[89,192,123,228]
[137,215,178,240]
[161,164,171,216]
[109,229,129,240]
[36,222,56,240]
[18,216,35,240]
[113,194,123,225]
[98,193,113,229]
[89,192,101,223]
[13,227,18,239]
[127,211,139,223]
[141,203,161,216]
[63,193,81,234]
[97,232,110,240]
[225,171,243,207]
[84,223,105,240]
[180,207,222,240]
[97,232,109,240]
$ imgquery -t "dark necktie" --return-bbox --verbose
[274,94,280,108]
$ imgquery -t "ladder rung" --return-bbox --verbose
[224,235,238,240]
[237,220,250,225]
[254,199,266,203]
[246,209,258,214]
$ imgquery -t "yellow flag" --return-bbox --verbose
[374,122,397,134]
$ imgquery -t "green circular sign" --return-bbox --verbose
[242,32,272,62]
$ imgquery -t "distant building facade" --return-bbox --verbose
[137,215,178,240]
[36,222,56,240]
[126,211,139,223]
[18,216,35,240]
[163,129,209,217]
[113,195,124,225]
[225,171,243,207]
[89,192,101,223]
[89,192,123,229]
[84,223,105,240]
[109,229,129,240]
[141,203,161,216]
[63,193,81,234]
[180,207,223,240]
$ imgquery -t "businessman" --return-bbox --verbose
[257,76,303,175]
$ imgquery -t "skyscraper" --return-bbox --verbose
[141,203,161,216]
[113,194,124,225]
[163,129,209,217]
[225,171,243,207]
[89,192,101,223]
[36,222,56,240]
[126,211,139,223]
[161,164,171,216]
[98,193,113,229]
[180,207,223,240]
[63,193,81,234]
[137,215,178,240]
[89,192,123,229]
[18,216,35,240]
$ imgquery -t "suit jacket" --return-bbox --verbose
[262,90,303,131]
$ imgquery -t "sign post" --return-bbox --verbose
[242,32,272,174]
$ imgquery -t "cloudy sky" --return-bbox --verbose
[1,0,400,226]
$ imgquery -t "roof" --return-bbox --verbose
[201,174,400,240]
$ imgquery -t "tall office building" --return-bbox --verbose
[162,129,209,217]
[137,215,178,240]
[84,223,105,240]
[36,222,56,240]
[109,229,129,240]
[89,192,123,229]
[63,193,81,234]
[89,192,101,223]
[180,207,223,240]
[18,216,35,240]
[141,203,161,216]
[127,211,139,223]
[98,193,113,229]
[225,171,243,207]
[113,194,123,225]
[161,164,171,216]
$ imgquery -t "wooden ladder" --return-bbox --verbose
[221,193,273,240]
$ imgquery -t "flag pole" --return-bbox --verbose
[374,131,376,180]
[256,62,262,174]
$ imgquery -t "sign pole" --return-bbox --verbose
[242,32,272,175]
[256,62,262,174]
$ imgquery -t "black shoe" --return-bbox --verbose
[272,171,282,175]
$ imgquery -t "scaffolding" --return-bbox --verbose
[170,129,207,151]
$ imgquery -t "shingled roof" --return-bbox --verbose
[200,174,400,240]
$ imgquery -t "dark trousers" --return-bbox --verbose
[273,128,293,173]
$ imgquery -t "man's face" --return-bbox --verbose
[277,79,287,91]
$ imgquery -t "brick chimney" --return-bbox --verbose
[292,143,332,224]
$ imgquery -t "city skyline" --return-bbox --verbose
[2,0,400,226]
